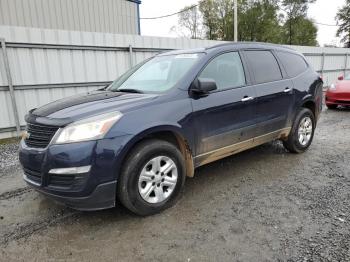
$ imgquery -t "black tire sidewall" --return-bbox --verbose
[290,108,315,152]
[119,140,185,216]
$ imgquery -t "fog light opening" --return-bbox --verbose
[49,165,91,175]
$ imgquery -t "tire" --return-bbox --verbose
[326,104,337,109]
[117,139,186,216]
[283,108,315,154]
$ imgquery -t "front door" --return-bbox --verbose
[191,51,257,166]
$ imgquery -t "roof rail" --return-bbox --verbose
[206,41,295,51]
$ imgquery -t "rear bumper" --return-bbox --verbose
[25,177,117,211]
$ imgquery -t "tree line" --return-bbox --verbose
[173,0,350,47]
[336,0,350,48]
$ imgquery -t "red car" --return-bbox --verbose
[326,74,350,109]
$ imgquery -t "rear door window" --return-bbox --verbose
[276,51,308,78]
[199,52,246,90]
[244,50,282,84]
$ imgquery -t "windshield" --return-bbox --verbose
[108,53,203,93]
[345,73,350,80]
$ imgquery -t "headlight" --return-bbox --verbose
[329,83,336,90]
[54,111,123,144]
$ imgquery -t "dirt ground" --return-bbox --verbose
[1,108,350,262]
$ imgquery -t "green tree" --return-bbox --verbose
[179,0,318,46]
[199,0,282,42]
[282,16,317,45]
[199,0,224,40]
[174,5,202,39]
[335,0,350,48]
[239,0,283,43]
[216,0,235,40]
[280,0,316,45]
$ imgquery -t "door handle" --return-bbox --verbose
[241,96,254,102]
[284,87,293,93]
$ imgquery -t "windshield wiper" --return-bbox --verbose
[117,88,144,94]
[97,86,108,91]
[97,83,113,91]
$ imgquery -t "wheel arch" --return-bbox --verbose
[298,94,317,121]
[118,125,195,178]
[302,99,316,118]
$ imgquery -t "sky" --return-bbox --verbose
[139,0,346,47]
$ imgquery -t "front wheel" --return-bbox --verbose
[283,108,315,153]
[117,139,186,216]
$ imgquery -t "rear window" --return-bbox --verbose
[245,50,282,84]
[276,51,308,78]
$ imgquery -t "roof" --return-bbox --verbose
[157,42,299,57]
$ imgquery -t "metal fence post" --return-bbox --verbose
[320,52,325,78]
[0,38,21,136]
[344,53,348,76]
[129,44,133,68]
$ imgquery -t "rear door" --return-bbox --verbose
[275,50,311,124]
[243,50,294,137]
[191,51,257,165]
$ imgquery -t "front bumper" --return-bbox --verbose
[19,135,132,210]
[26,178,117,211]
[325,91,350,106]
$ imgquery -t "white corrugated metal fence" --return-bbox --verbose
[0,26,349,139]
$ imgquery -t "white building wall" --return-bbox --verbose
[0,0,139,34]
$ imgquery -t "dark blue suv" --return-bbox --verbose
[19,43,323,215]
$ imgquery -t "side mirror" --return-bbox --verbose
[338,75,344,81]
[191,78,217,96]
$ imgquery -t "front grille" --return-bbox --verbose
[24,167,42,184]
[25,123,59,148]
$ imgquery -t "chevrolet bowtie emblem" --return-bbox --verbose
[22,131,30,140]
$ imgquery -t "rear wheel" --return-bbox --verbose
[117,139,186,216]
[283,108,315,153]
[326,104,338,109]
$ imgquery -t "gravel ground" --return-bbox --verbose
[0,108,350,261]
[0,142,19,170]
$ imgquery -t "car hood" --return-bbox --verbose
[28,90,158,126]
[336,80,350,92]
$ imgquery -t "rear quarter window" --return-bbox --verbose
[244,50,282,84]
[276,51,308,78]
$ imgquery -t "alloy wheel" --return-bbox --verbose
[298,116,313,146]
[138,156,178,204]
